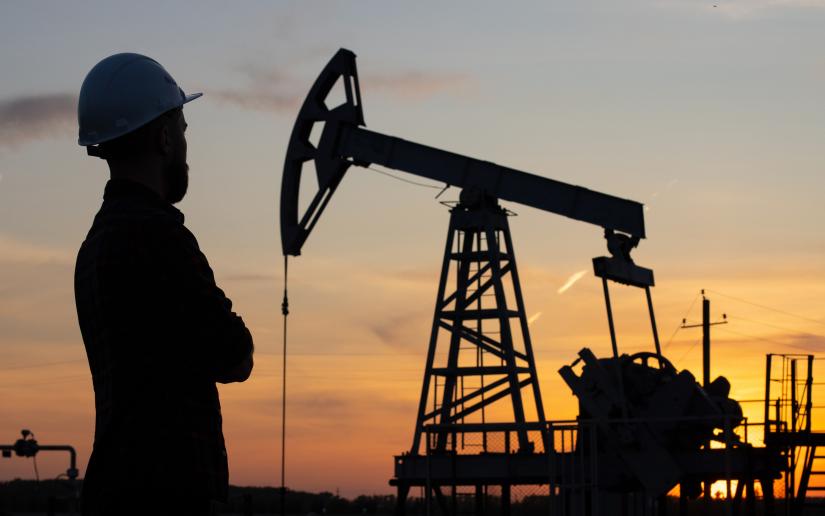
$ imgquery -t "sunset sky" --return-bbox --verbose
[2,0,825,497]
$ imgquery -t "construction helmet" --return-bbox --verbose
[77,53,202,148]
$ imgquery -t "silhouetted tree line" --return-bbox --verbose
[0,480,558,515]
[0,479,79,514]
[4,480,778,515]
[0,480,400,515]
[225,486,396,514]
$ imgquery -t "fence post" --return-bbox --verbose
[806,355,814,433]
[765,354,772,437]
[724,415,732,516]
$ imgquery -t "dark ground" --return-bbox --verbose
[0,479,811,515]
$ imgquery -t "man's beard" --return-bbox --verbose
[165,160,189,204]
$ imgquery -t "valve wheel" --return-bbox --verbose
[627,351,676,374]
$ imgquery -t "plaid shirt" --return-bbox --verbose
[75,179,253,506]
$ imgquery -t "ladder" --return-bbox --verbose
[765,354,825,515]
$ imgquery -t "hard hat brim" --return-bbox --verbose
[78,52,205,147]
[78,92,204,146]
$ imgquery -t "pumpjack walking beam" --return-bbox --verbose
[281,49,645,258]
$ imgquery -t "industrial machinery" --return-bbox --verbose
[0,429,79,481]
[281,47,646,510]
[1,428,80,512]
[561,348,746,493]
[281,49,816,515]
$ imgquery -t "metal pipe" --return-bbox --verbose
[806,355,813,433]
[37,445,77,478]
[425,431,432,516]
[602,278,619,360]
[790,360,797,504]
[765,354,772,436]
[601,278,629,419]
[645,286,662,357]
[791,360,797,433]
[724,416,732,516]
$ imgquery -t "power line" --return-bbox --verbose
[255,351,424,357]
[253,374,422,382]
[717,325,790,348]
[0,374,88,390]
[672,290,825,364]
[663,291,701,352]
[726,314,825,341]
[0,359,85,372]
[706,289,825,328]
[675,337,702,365]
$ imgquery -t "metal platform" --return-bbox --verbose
[390,417,786,516]
[392,446,783,489]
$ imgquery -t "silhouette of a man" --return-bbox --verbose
[74,54,253,516]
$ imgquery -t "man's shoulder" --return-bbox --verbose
[79,200,198,262]
[97,195,179,225]
[80,179,197,248]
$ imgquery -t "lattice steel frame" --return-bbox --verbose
[410,196,547,456]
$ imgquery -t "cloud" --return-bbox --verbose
[0,93,76,148]
[367,312,426,349]
[782,334,825,352]
[289,393,354,419]
[643,178,679,214]
[0,234,74,265]
[267,391,412,436]
[207,64,308,113]
[211,64,473,114]
[209,89,303,113]
[220,272,278,282]
[361,71,473,100]
[557,270,588,294]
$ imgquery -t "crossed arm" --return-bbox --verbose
[216,349,253,383]
[164,224,255,384]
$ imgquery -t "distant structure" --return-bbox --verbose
[1,429,78,481]
[1,429,79,511]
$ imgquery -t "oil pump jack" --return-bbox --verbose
[281,50,781,516]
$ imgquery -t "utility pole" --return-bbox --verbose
[681,289,727,388]
[681,290,727,502]
[703,296,710,387]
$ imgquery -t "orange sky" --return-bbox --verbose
[3,0,825,498]
[2,248,824,495]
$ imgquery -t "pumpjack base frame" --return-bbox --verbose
[392,452,552,487]
[390,444,784,516]
[391,447,782,488]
